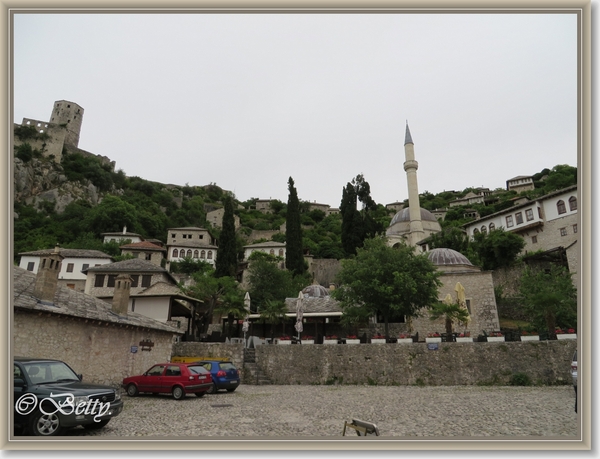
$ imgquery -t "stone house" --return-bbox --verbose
[81,258,202,334]
[12,251,181,387]
[243,241,286,261]
[253,199,274,214]
[165,227,218,269]
[18,247,113,292]
[102,226,144,244]
[506,175,535,192]
[449,191,486,207]
[462,185,579,286]
[119,240,166,266]
[206,207,241,230]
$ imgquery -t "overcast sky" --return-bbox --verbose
[13,12,578,208]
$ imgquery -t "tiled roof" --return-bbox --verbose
[83,258,168,273]
[119,241,166,251]
[18,248,112,259]
[101,231,143,237]
[12,266,181,334]
[243,241,286,249]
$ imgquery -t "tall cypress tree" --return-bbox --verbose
[340,182,363,256]
[285,177,306,276]
[215,196,238,278]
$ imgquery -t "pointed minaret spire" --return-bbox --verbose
[403,122,424,247]
[404,121,413,146]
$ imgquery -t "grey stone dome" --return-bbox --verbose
[390,207,438,226]
[302,284,330,298]
[427,248,473,266]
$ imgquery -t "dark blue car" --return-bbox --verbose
[195,360,240,394]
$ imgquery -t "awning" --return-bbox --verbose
[247,312,343,319]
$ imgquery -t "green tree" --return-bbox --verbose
[470,228,525,270]
[428,300,470,342]
[340,182,363,256]
[82,195,139,237]
[214,287,246,339]
[332,237,442,339]
[257,299,288,340]
[519,264,577,339]
[246,252,310,312]
[215,196,238,278]
[427,226,471,254]
[285,177,306,276]
[182,266,240,335]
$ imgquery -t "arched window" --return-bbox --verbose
[279,249,284,257]
[557,200,566,214]
[569,196,577,211]
[200,250,206,259]
[473,228,479,235]
[270,249,275,255]
[481,226,487,234]
[187,249,192,258]
[194,250,199,258]
[207,251,213,260]
[489,222,495,231]
[172,249,178,258]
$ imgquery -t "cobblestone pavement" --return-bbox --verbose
[67,385,579,439]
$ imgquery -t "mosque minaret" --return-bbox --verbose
[403,123,426,246]
[386,123,442,248]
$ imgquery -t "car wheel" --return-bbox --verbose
[195,392,206,398]
[29,411,63,436]
[126,384,139,397]
[226,388,237,393]
[207,382,217,394]
[83,419,110,430]
[172,386,185,400]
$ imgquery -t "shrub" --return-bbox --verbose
[509,372,532,386]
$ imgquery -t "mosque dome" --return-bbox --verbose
[302,284,330,298]
[427,248,473,266]
[390,207,438,226]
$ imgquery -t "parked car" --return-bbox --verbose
[122,363,212,400]
[14,357,123,436]
[194,360,240,394]
[571,349,577,412]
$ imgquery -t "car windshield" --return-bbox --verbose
[23,361,79,384]
[220,363,236,371]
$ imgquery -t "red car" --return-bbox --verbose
[123,363,212,400]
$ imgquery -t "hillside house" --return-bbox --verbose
[102,226,144,244]
[165,227,218,269]
[18,248,113,292]
[206,207,241,230]
[13,253,181,387]
[506,175,535,193]
[119,240,166,266]
[243,241,286,261]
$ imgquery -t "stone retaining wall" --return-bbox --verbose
[171,340,576,386]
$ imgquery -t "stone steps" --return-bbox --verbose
[243,348,271,385]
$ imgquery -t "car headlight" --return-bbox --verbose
[73,395,89,405]
[114,391,121,401]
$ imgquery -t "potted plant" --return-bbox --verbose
[520,330,540,341]
[301,335,314,344]
[426,332,442,343]
[397,333,413,344]
[276,335,292,345]
[371,333,386,344]
[344,335,360,344]
[556,328,577,340]
[324,335,339,345]
[487,331,505,342]
[456,331,473,343]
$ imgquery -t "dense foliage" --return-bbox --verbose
[332,238,442,339]
[13,150,576,268]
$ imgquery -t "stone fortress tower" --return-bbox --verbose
[386,122,442,248]
[49,100,84,148]
[14,100,113,167]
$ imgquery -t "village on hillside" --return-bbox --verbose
[12,100,578,390]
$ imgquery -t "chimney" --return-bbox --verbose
[123,226,127,234]
[33,245,64,303]
[112,274,132,315]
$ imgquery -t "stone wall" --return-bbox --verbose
[171,340,576,386]
[14,311,176,388]
[308,258,342,287]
